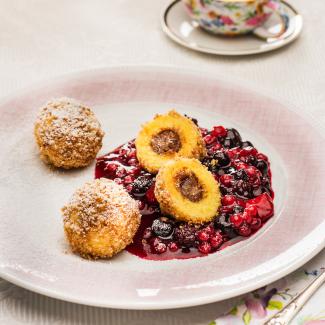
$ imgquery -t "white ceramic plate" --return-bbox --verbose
[162,0,303,56]
[0,66,324,310]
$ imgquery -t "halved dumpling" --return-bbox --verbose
[135,110,206,174]
[155,158,221,223]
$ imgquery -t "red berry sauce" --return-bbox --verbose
[95,120,274,261]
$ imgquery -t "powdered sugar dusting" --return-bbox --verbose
[34,97,104,168]
[62,178,140,236]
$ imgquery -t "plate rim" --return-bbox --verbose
[0,65,324,310]
[161,0,303,56]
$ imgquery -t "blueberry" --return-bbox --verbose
[214,151,230,167]
[220,185,230,195]
[226,128,242,146]
[214,213,237,239]
[234,169,249,181]
[256,160,268,176]
[132,175,153,195]
[261,177,271,190]
[203,152,230,173]
[214,213,231,228]
[241,141,254,148]
[152,218,174,238]
[223,137,234,148]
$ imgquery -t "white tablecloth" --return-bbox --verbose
[0,1,324,324]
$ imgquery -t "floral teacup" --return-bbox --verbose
[182,0,287,38]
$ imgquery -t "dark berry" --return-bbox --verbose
[234,180,252,199]
[220,185,231,195]
[214,214,237,239]
[261,177,271,190]
[214,151,230,167]
[223,137,234,148]
[132,175,153,195]
[234,169,249,181]
[152,218,174,238]
[241,141,254,148]
[256,160,268,176]
[174,225,196,247]
[246,155,257,166]
[226,128,242,146]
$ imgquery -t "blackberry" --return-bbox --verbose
[174,224,197,247]
[132,174,153,195]
[151,217,174,238]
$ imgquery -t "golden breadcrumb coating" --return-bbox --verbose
[34,98,104,169]
[155,158,221,223]
[62,178,141,259]
[135,110,206,174]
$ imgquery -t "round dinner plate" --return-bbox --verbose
[0,66,324,310]
[162,0,303,56]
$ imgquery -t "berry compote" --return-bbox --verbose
[95,121,274,261]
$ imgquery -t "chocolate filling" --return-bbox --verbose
[151,130,181,154]
[176,171,204,202]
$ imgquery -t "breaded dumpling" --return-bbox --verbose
[62,178,141,259]
[34,98,104,169]
[135,110,206,174]
[155,158,221,223]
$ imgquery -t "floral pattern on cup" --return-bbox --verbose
[182,0,281,36]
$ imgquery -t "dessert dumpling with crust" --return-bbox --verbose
[62,178,141,259]
[155,158,221,223]
[135,110,206,174]
[34,98,104,169]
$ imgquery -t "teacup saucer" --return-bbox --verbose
[161,0,303,56]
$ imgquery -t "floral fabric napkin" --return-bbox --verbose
[211,250,325,325]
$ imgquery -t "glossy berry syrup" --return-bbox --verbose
[95,122,274,261]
